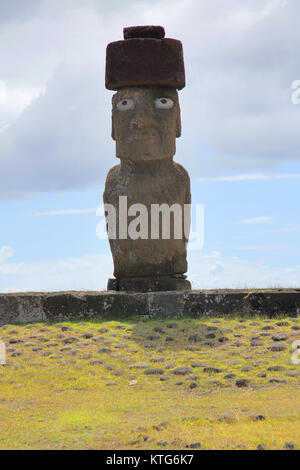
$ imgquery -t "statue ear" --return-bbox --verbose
[176,105,181,138]
[111,93,117,141]
[111,113,116,141]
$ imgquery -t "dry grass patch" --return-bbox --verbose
[0,316,300,449]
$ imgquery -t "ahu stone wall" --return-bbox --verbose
[0,289,300,324]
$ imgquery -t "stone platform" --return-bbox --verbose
[107,275,191,292]
[0,289,300,324]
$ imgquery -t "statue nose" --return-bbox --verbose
[129,114,156,130]
[129,101,156,130]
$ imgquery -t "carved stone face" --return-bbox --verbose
[112,86,181,162]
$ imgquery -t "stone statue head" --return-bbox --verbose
[105,26,185,162]
[111,86,181,162]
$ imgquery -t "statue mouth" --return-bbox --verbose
[125,131,161,143]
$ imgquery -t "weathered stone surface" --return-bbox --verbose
[144,368,164,375]
[181,289,300,318]
[108,276,191,293]
[172,367,191,376]
[106,38,185,90]
[104,27,190,291]
[110,87,182,161]
[104,160,190,279]
[236,378,251,388]
[272,332,289,342]
[0,294,44,324]
[104,86,191,284]
[0,289,300,324]
[147,291,190,318]
[203,367,222,374]
[123,26,165,40]
[268,343,288,352]
[283,442,296,450]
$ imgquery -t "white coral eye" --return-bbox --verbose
[116,99,135,111]
[154,97,174,109]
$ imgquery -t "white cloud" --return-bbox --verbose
[265,226,300,233]
[237,216,275,225]
[188,250,300,289]
[0,61,113,199]
[0,251,113,292]
[25,208,97,217]
[0,247,299,292]
[209,261,225,278]
[0,85,45,127]
[0,0,300,200]
[199,173,300,183]
[236,244,286,251]
[0,246,14,264]
[0,80,6,105]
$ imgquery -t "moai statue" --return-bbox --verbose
[104,25,191,292]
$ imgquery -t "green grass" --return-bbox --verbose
[0,316,300,449]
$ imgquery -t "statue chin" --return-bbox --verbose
[117,153,173,162]
[116,141,176,162]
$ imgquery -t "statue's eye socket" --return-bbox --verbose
[154,97,174,109]
[116,99,135,111]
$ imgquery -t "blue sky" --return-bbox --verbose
[0,0,300,292]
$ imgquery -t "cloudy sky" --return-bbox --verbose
[0,0,300,292]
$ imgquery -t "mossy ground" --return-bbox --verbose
[0,316,300,450]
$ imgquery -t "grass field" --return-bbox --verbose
[1,315,300,450]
